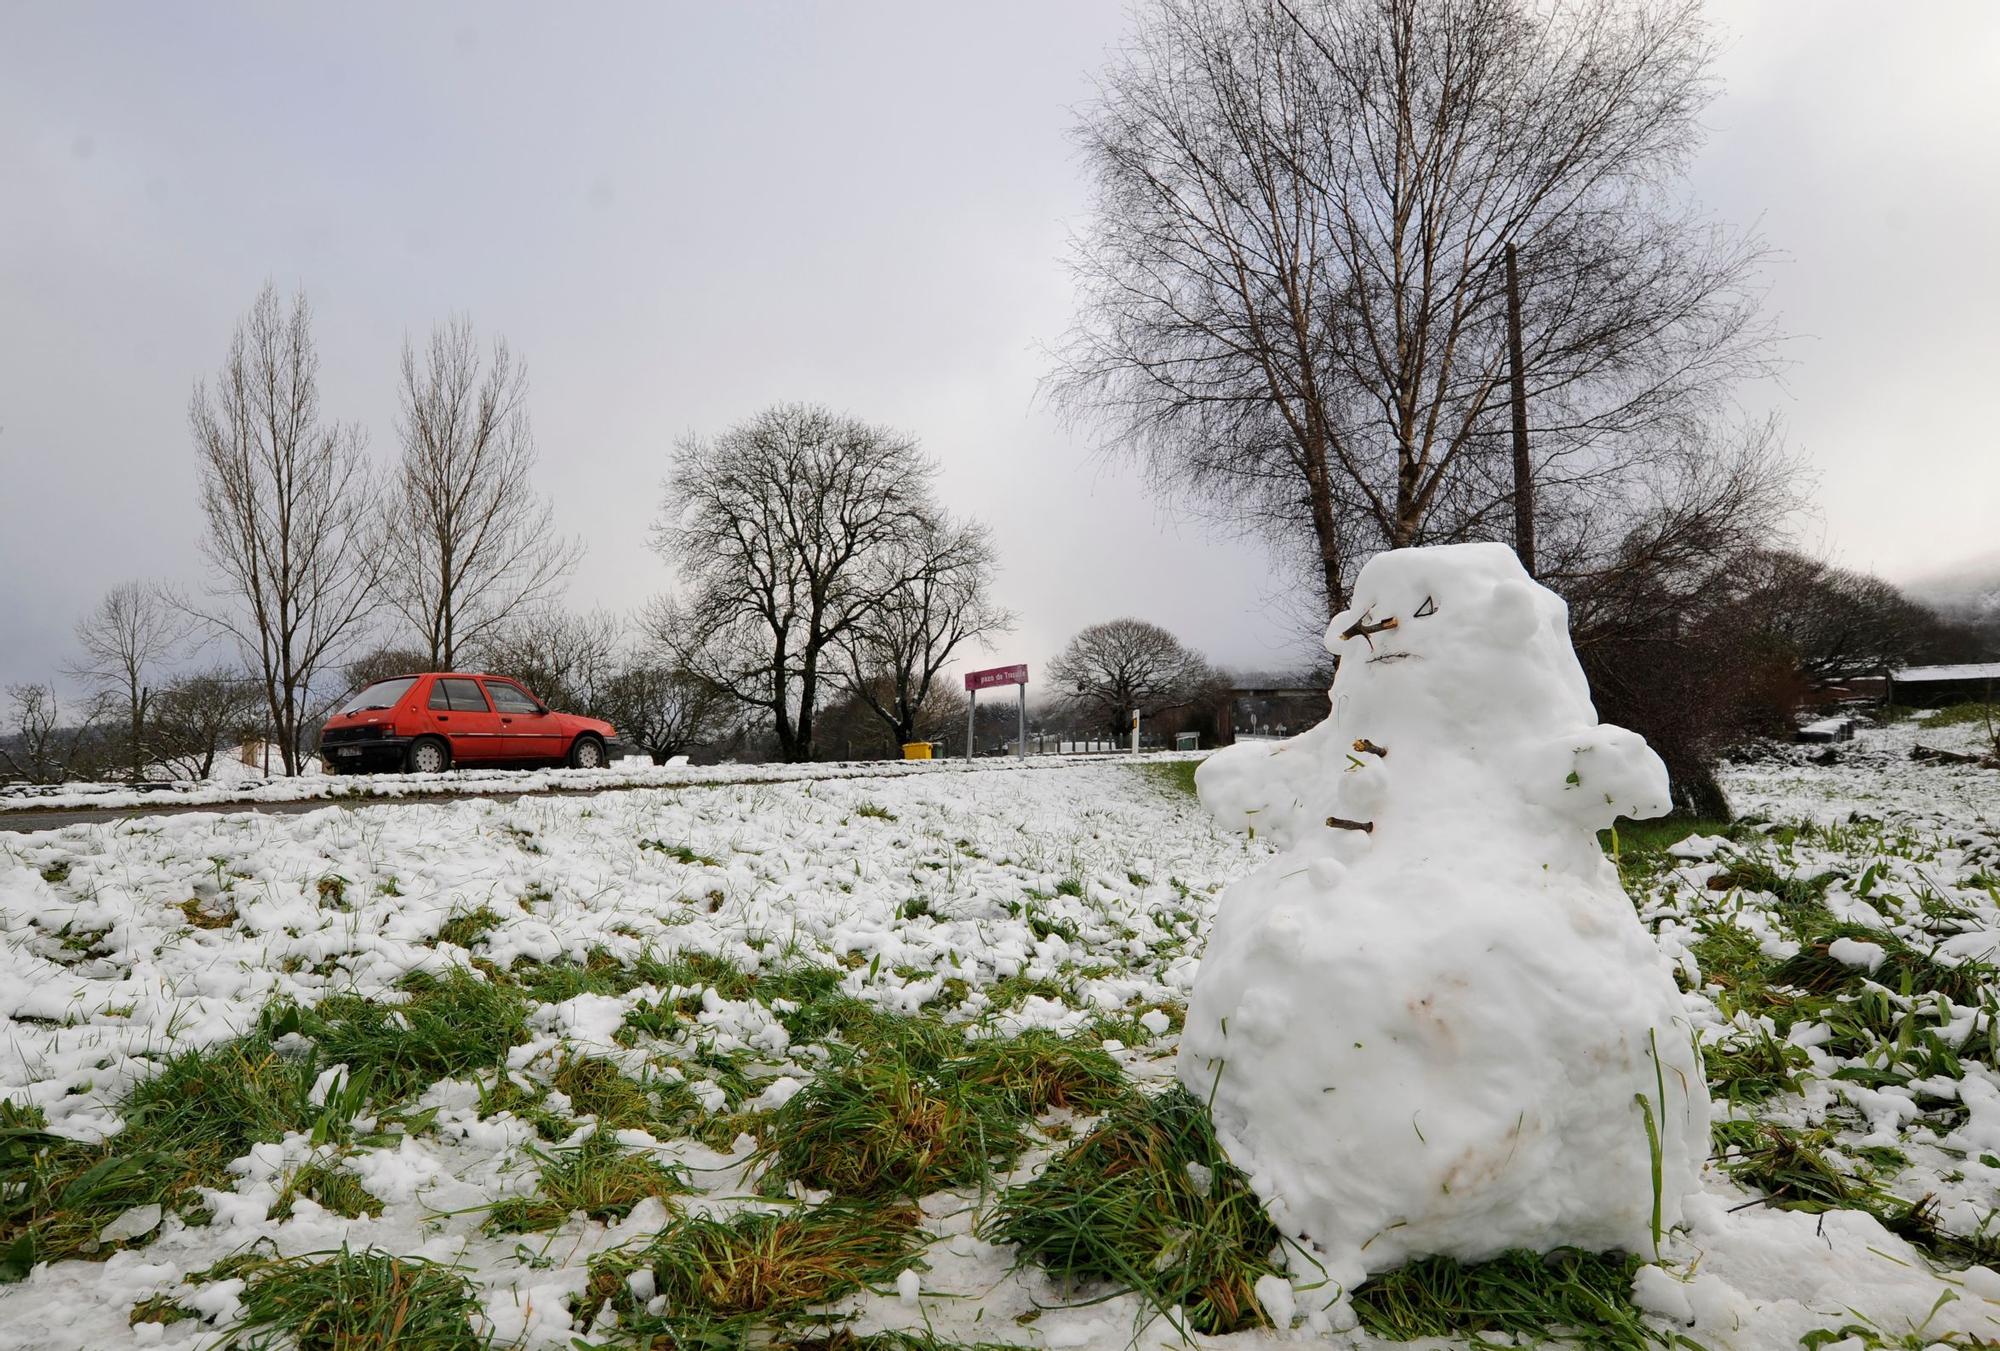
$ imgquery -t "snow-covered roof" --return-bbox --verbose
[1889,663,2000,683]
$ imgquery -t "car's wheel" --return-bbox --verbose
[406,736,452,775]
[568,735,607,770]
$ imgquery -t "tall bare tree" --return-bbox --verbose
[189,284,377,774]
[651,404,937,762]
[1049,618,1218,737]
[67,581,186,781]
[838,518,1014,749]
[378,318,581,668]
[1057,0,1775,620]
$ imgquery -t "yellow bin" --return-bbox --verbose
[902,742,933,760]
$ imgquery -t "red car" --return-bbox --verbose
[318,672,617,774]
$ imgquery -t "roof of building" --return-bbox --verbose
[1889,663,2000,683]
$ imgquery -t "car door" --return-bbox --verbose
[426,676,505,761]
[481,678,565,761]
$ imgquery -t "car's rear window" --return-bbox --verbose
[429,677,490,712]
[335,677,417,715]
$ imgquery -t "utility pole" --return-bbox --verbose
[1505,242,1535,578]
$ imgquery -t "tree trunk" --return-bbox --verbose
[1505,242,1535,577]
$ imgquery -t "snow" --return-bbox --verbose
[1890,662,2000,683]
[2,667,1999,1348]
[1182,543,1707,1291]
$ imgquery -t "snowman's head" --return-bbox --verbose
[1324,543,1595,739]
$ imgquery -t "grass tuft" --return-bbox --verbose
[270,967,530,1104]
[270,1160,383,1221]
[487,1134,691,1233]
[759,1059,1023,1199]
[434,905,505,950]
[228,1247,486,1350]
[1351,1248,1672,1348]
[588,1200,921,1339]
[984,1085,1280,1335]
[949,1031,1131,1116]
[128,1294,198,1326]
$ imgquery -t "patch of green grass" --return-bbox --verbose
[1703,1024,1811,1108]
[588,1201,921,1339]
[1716,1120,2000,1268]
[434,905,505,950]
[949,1031,1131,1116]
[854,802,897,821]
[270,1160,383,1221]
[1350,1248,1672,1349]
[1706,859,1840,929]
[1138,758,1201,799]
[549,1055,656,1129]
[984,1085,1280,1335]
[1598,816,1733,887]
[759,1058,1024,1199]
[2,1034,369,1275]
[128,1294,198,1326]
[1772,927,1992,1004]
[640,839,720,867]
[984,972,1070,1011]
[272,967,530,1104]
[1918,701,2000,730]
[38,861,70,885]
[487,1134,692,1233]
[228,1247,486,1350]
[474,1076,574,1142]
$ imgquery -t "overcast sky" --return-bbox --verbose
[3,2,1997,697]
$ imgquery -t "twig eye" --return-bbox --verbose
[1413,595,1437,618]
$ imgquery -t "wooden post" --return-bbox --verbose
[1505,242,1535,577]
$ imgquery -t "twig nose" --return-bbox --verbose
[1339,615,1398,649]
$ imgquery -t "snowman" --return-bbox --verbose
[1180,542,1708,1294]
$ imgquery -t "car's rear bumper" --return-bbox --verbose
[317,733,413,771]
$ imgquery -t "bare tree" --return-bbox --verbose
[1557,426,1797,816]
[66,581,186,781]
[378,318,582,668]
[651,404,937,762]
[473,607,624,716]
[1057,0,1774,620]
[838,517,1014,749]
[1049,618,1217,737]
[152,668,264,781]
[0,685,105,785]
[599,661,733,764]
[1730,551,1942,688]
[188,283,378,775]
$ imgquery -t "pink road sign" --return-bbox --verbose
[964,663,1028,691]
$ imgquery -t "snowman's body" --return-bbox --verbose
[1180,543,1707,1290]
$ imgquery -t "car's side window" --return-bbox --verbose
[484,680,540,715]
[433,677,489,712]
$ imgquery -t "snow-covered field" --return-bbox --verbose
[0,718,1996,1350]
